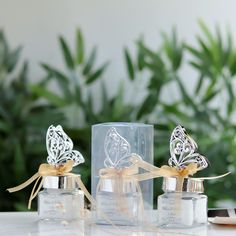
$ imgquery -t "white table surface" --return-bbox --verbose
[0,212,235,236]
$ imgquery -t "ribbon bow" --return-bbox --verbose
[7,160,94,209]
[99,164,139,178]
[38,160,73,175]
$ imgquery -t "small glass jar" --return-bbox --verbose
[96,175,143,225]
[38,175,84,221]
[157,177,207,228]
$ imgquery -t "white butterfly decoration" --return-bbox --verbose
[168,125,208,170]
[46,125,85,167]
[104,128,139,168]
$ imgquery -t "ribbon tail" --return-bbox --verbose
[133,172,161,182]
[28,176,43,209]
[7,172,40,193]
[132,157,160,172]
[192,172,231,180]
[75,176,96,207]
[176,177,184,192]
[136,182,144,213]
[116,176,124,214]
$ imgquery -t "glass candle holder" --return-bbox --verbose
[38,175,84,221]
[157,177,207,228]
[92,122,153,225]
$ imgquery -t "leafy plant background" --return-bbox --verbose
[0,20,235,211]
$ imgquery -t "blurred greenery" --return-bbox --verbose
[124,20,236,206]
[1,20,236,211]
[0,31,65,210]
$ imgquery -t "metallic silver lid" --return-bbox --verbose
[43,175,79,189]
[97,178,139,193]
[162,177,204,193]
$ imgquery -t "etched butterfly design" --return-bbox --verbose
[46,125,85,167]
[104,128,138,168]
[168,125,208,170]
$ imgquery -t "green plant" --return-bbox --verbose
[124,20,236,206]
[0,31,65,211]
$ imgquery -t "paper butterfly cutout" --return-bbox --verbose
[168,125,208,170]
[46,125,85,167]
[104,127,138,168]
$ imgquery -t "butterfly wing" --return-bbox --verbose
[116,153,143,168]
[115,155,132,168]
[104,128,131,168]
[169,125,191,167]
[181,153,208,170]
[58,150,85,167]
[169,125,208,170]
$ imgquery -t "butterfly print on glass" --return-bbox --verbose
[103,127,141,168]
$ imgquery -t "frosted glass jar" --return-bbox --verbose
[38,176,84,221]
[157,177,207,228]
[92,123,153,207]
[96,175,143,225]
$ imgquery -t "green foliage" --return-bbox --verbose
[125,20,236,206]
[1,21,236,211]
[0,31,65,211]
[0,31,22,75]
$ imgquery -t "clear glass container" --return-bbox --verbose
[92,122,154,225]
[157,177,207,228]
[38,175,84,221]
[96,176,143,225]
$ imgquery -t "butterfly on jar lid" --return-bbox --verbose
[46,125,85,167]
[168,125,209,171]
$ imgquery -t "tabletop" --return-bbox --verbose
[0,212,235,236]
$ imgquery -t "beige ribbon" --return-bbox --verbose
[130,155,230,181]
[7,160,95,209]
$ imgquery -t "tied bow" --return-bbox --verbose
[39,160,74,176]
[99,165,139,178]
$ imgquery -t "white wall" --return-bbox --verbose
[0,0,236,99]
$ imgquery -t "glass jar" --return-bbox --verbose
[96,175,143,225]
[38,175,84,221]
[157,177,207,228]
